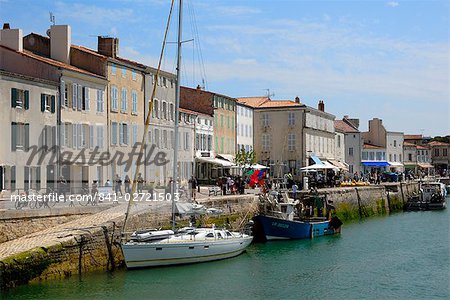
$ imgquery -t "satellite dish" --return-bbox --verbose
[46,29,51,37]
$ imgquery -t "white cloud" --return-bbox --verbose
[215,6,261,16]
[387,1,399,7]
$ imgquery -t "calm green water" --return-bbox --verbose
[3,203,449,300]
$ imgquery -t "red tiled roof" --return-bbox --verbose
[335,120,359,133]
[403,142,417,147]
[71,44,106,58]
[428,141,450,147]
[180,86,214,116]
[236,97,269,108]
[416,145,429,150]
[113,56,147,70]
[179,107,211,117]
[258,100,303,108]
[363,143,384,149]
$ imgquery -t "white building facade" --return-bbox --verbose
[236,103,253,153]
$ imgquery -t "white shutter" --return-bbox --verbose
[60,123,65,147]
[60,80,65,107]
[77,124,82,149]
[101,90,104,112]
[124,123,128,145]
[85,87,90,111]
[89,125,94,148]
[119,123,124,145]
[77,85,82,110]
[72,123,77,149]
[72,83,77,109]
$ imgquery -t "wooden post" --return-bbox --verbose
[399,182,405,209]
[355,188,363,219]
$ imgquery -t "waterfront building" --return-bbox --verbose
[238,96,337,179]
[95,37,146,184]
[404,134,432,146]
[428,141,450,175]
[334,116,362,175]
[362,118,404,173]
[361,143,388,174]
[180,86,236,178]
[235,101,254,153]
[23,26,109,192]
[144,67,178,186]
[177,108,196,184]
[403,142,433,176]
[192,110,214,182]
[0,26,59,194]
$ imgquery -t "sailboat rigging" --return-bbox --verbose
[120,0,253,269]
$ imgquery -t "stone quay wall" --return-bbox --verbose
[0,195,257,290]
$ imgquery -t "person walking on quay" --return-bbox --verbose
[114,174,123,196]
[189,175,197,201]
[137,173,144,193]
[124,175,131,194]
[58,175,68,202]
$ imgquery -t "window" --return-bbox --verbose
[162,130,168,148]
[245,125,248,137]
[349,147,354,157]
[262,113,269,127]
[443,149,448,156]
[262,134,270,151]
[408,153,412,161]
[96,89,104,113]
[169,103,174,120]
[111,122,118,145]
[288,112,295,126]
[399,154,402,161]
[131,90,138,114]
[82,87,90,111]
[72,83,77,110]
[376,152,382,160]
[170,131,174,149]
[250,125,252,137]
[184,132,189,150]
[207,135,212,151]
[11,88,29,110]
[120,123,128,145]
[111,86,118,111]
[394,140,397,147]
[39,125,56,149]
[394,154,397,161]
[369,152,375,160]
[389,154,392,161]
[11,122,29,151]
[220,115,224,127]
[162,102,167,119]
[153,99,159,118]
[132,70,136,81]
[434,148,439,156]
[64,123,71,148]
[111,63,116,75]
[288,134,295,151]
[61,80,68,107]
[121,66,126,78]
[337,135,341,148]
[121,88,128,113]
[96,125,104,149]
[40,94,55,113]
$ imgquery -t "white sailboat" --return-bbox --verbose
[121,0,253,268]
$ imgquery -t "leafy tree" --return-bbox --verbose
[235,146,256,168]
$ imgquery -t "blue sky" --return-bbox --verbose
[1,0,449,136]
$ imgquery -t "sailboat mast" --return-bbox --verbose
[171,0,183,231]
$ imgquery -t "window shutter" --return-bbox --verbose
[85,87,90,111]
[60,80,65,106]
[36,167,41,191]
[24,90,30,110]
[100,90,104,112]
[72,83,77,109]
[24,166,29,191]
[11,88,17,108]
[89,125,94,149]
[72,124,77,149]
[77,85,82,111]
[51,95,56,113]
[60,123,65,147]
[51,126,57,147]
[119,124,124,145]
[24,123,30,151]
[11,122,17,151]
[11,166,16,191]
[41,94,46,112]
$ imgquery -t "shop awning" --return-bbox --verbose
[310,155,324,165]
[418,163,433,168]
[216,154,234,163]
[388,162,404,167]
[327,159,349,171]
[361,161,390,167]
[196,157,234,167]
[243,163,269,170]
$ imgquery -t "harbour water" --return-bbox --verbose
[3,200,449,300]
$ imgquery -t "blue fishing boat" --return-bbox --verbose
[252,192,342,241]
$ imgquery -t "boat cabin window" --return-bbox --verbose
[206,233,214,238]
[217,232,223,239]
[226,231,232,237]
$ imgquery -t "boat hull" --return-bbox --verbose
[253,215,337,241]
[122,236,253,268]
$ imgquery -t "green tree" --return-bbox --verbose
[235,147,256,168]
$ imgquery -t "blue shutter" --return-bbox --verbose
[24,123,30,151]
[11,122,17,151]
[41,94,46,112]
[24,90,29,110]
[11,88,17,108]
[51,95,56,113]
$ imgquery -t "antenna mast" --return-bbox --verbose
[49,12,56,25]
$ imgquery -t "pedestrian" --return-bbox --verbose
[114,174,123,196]
[189,176,197,201]
[292,182,298,201]
[124,175,131,194]
[137,173,144,193]
[58,175,67,202]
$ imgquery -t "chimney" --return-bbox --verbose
[50,25,71,64]
[98,36,119,58]
[0,24,23,52]
[344,115,349,119]
[318,100,325,112]
[294,96,300,103]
